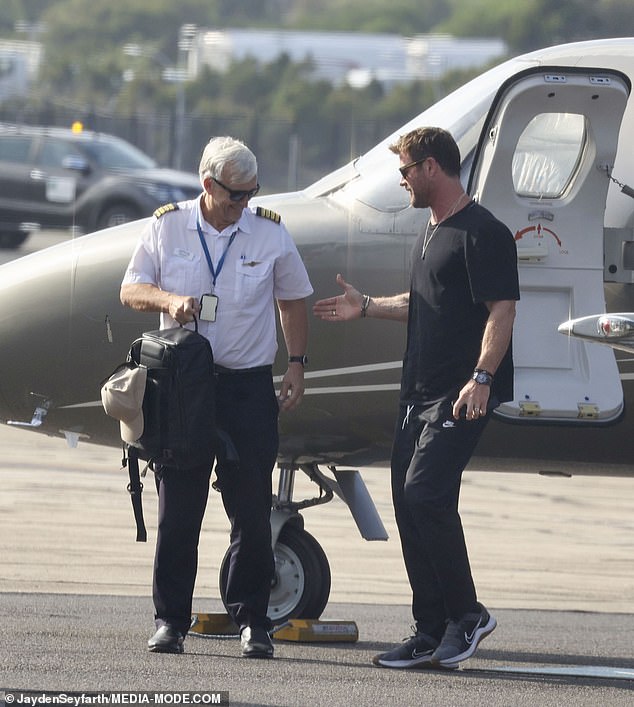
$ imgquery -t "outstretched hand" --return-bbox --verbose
[313,273,364,321]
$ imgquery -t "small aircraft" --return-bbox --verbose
[2,37,634,622]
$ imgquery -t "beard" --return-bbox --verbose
[411,188,430,210]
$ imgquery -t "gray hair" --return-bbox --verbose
[198,136,257,186]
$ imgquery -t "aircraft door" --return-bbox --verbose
[468,68,630,423]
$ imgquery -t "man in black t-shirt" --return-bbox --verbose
[314,127,519,670]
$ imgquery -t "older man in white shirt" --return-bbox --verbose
[121,136,313,658]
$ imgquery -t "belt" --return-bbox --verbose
[214,364,272,376]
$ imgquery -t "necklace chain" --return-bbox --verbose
[421,193,468,259]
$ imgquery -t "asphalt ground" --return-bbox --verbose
[1,423,634,705]
[2,595,634,707]
[1,232,634,704]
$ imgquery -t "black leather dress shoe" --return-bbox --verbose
[240,625,274,658]
[148,625,185,654]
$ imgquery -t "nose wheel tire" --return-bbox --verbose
[219,524,331,625]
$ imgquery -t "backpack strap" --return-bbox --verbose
[125,446,147,542]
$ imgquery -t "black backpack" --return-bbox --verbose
[118,323,216,541]
[128,325,216,469]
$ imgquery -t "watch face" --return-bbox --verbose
[474,371,491,384]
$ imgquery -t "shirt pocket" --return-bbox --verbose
[161,249,204,296]
[235,260,273,303]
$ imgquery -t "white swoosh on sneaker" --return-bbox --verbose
[412,648,432,658]
[464,618,483,645]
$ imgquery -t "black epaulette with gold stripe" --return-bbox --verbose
[153,203,179,219]
[256,206,281,224]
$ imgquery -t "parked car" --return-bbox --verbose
[0,123,202,248]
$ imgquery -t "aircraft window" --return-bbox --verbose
[512,113,586,198]
[304,55,539,211]
[303,160,359,198]
[339,152,410,212]
[327,58,524,212]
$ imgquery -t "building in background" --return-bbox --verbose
[188,30,507,88]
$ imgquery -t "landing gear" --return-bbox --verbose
[219,463,334,625]
[219,524,331,625]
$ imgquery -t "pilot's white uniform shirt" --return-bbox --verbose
[122,197,313,369]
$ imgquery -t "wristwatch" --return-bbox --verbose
[288,355,308,367]
[472,368,493,385]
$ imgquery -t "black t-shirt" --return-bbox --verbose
[400,201,520,404]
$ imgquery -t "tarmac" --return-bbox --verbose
[1,423,634,705]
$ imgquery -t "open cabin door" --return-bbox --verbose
[469,67,630,423]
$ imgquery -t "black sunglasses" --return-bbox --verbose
[212,177,260,202]
[399,157,429,179]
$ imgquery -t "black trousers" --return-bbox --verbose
[152,369,279,636]
[390,395,491,640]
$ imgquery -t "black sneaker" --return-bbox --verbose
[431,603,496,667]
[372,631,445,669]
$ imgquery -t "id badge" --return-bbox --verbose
[200,293,219,322]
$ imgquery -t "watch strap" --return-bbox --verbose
[289,355,308,366]
[472,368,494,385]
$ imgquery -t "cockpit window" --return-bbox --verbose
[512,112,586,198]
[305,56,529,211]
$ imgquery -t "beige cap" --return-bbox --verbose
[100,365,147,444]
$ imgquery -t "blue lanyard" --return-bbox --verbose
[196,219,236,287]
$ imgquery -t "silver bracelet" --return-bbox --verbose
[361,294,371,317]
